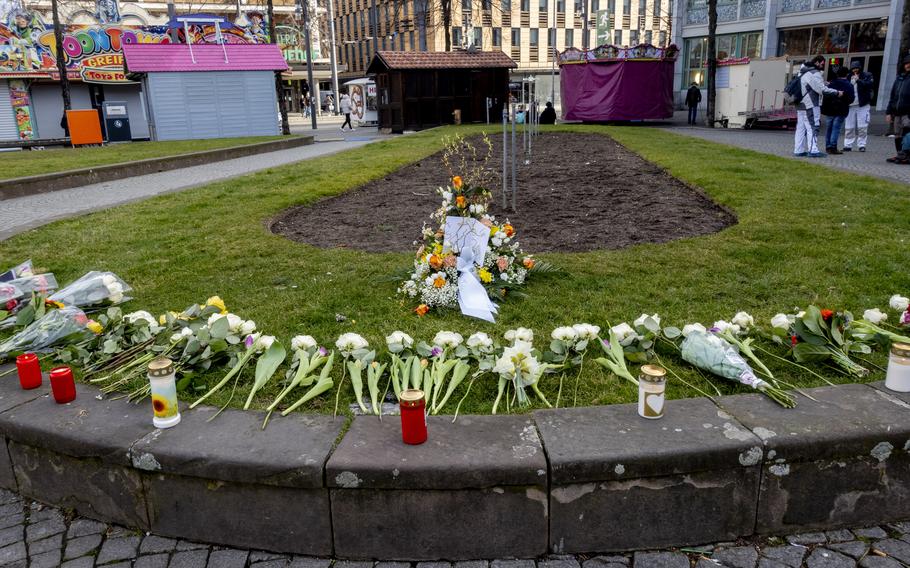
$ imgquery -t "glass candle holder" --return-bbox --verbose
[15,353,41,390]
[49,367,76,404]
[886,342,910,393]
[148,358,181,429]
[399,389,427,445]
[638,364,667,419]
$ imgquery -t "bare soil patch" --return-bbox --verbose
[271,132,736,253]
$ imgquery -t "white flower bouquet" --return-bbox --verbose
[49,271,132,309]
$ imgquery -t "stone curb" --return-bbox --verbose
[0,364,907,559]
[0,136,315,201]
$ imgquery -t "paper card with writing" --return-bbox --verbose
[443,216,489,266]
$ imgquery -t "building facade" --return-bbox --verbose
[670,0,898,109]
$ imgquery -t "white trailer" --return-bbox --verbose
[715,57,797,129]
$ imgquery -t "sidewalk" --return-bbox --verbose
[0,137,379,241]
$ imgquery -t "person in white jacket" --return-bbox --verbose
[794,55,843,158]
[340,93,354,131]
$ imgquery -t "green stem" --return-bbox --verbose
[452,374,479,422]
[653,354,715,401]
[755,346,835,386]
[572,351,586,407]
[333,359,348,419]
[555,372,565,408]
[190,350,254,409]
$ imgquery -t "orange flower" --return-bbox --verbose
[415,304,430,316]
[455,195,466,208]
[523,257,535,269]
[452,176,463,189]
[503,224,515,237]
[429,254,443,270]
[433,276,446,288]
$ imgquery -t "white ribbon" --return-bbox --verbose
[456,248,498,323]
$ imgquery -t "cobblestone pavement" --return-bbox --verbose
[0,488,908,567]
[663,120,909,186]
[0,137,381,242]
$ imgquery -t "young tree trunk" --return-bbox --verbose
[442,0,452,50]
[268,0,289,135]
[705,0,717,128]
[900,0,910,74]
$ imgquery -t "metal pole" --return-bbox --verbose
[166,0,178,42]
[327,0,341,115]
[511,102,517,212]
[50,0,71,123]
[502,109,508,210]
[302,0,318,129]
[269,0,290,135]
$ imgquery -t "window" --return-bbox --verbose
[777,27,810,56]
[482,0,492,9]
[658,30,666,46]
[463,0,471,10]
[644,30,651,44]
[511,27,521,45]
[607,0,615,12]
[474,26,482,46]
[548,28,556,48]
[409,30,415,49]
[591,0,599,11]
[502,0,511,11]
[629,29,638,44]
[614,29,622,44]
[557,0,565,10]
[851,21,886,52]
[742,31,762,58]
[564,28,574,46]
[453,26,463,45]
[622,0,630,16]
[716,35,734,59]
[574,0,583,15]
[540,0,548,10]
[530,28,539,46]
[653,0,660,16]
[493,27,501,45]
[638,0,645,15]
[521,0,529,10]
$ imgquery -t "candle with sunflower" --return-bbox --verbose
[147,358,181,428]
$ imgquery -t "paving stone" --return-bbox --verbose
[24,518,65,541]
[0,489,20,504]
[632,551,689,568]
[67,518,107,538]
[104,563,133,568]
[28,532,62,554]
[417,563,452,568]
[252,561,291,568]
[0,524,22,548]
[250,550,291,562]
[806,548,856,568]
[0,502,22,517]
[886,523,910,535]
[695,561,721,568]
[106,526,137,539]
[140,534,179,554]
[787,532,827,545]
[170,549,210,567]
[873,540,910,564]
[28,506,64,524]
[176,539,209,551]
[829,541,871,560]
[828,530,857,543]
[0,541,26,564]
[584,556,630,568]
[64,533,103,560]
[453,562,489,568]
[96,535,141,565]
[376,563,412,568]
[757,560,789,568]
[289,557,333,568]
[135,553,170,568]
[207,548,250,568]
[713,546,758,568]
[490,561,535,568]
[540,558,581,568]
[855,527,889,540]
[859,558,904,568]
[61,557,95,568]
[0,512,24,530]
[760,546,806,568]
[29,549,62,568]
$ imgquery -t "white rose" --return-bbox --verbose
[682,323,707,337]
[336,333,369,357]
[731,311,754,330]
[433,331,464,349]
[713,320,741,335]
[890,295,910,312]
[257,335,276,350]
[863,308,888,324]
[633,313,661,329]
[467,332,493,349]
[240,320,257,335]
[504,327,534,343]
[610,322,638,346]
[124,311,155,325]
[101,274,117,287]
[385,331,414,352]
[180,327,193,337]
[107,282,124,303]
[225,314,243,332]
[770,313,791,331]
[292,335,318,351]
[551,326,578,342]
[572,323,601,340]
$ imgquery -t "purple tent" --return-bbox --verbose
[559,45,678,122]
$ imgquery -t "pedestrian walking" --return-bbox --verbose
[843,61,874,152]
[821,66,853,154]
[685,82,701,125]
[794,55,843,158]
[886,56,910,164]
[340,92,354,131]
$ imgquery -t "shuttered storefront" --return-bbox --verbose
[0,81,19,141]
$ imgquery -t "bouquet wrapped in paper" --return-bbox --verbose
[0,259,34,282]
[49,271,131,309]
[681,331,795,408]
[0,306,93,360]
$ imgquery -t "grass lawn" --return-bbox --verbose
[0,124,907,415]
[0,135,288,180]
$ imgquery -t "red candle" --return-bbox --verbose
[15,353,42,390]
[399,389,427,445]
[49,367,76,404]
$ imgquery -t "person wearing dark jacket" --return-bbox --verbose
[843,60,874,152]
[685,82,701,125]
[539,101,556,124]
[886,56,910,164]
[821,66,854,154]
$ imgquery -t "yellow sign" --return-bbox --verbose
[79,53,129,83]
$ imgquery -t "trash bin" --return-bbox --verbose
[453,109,462,125]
